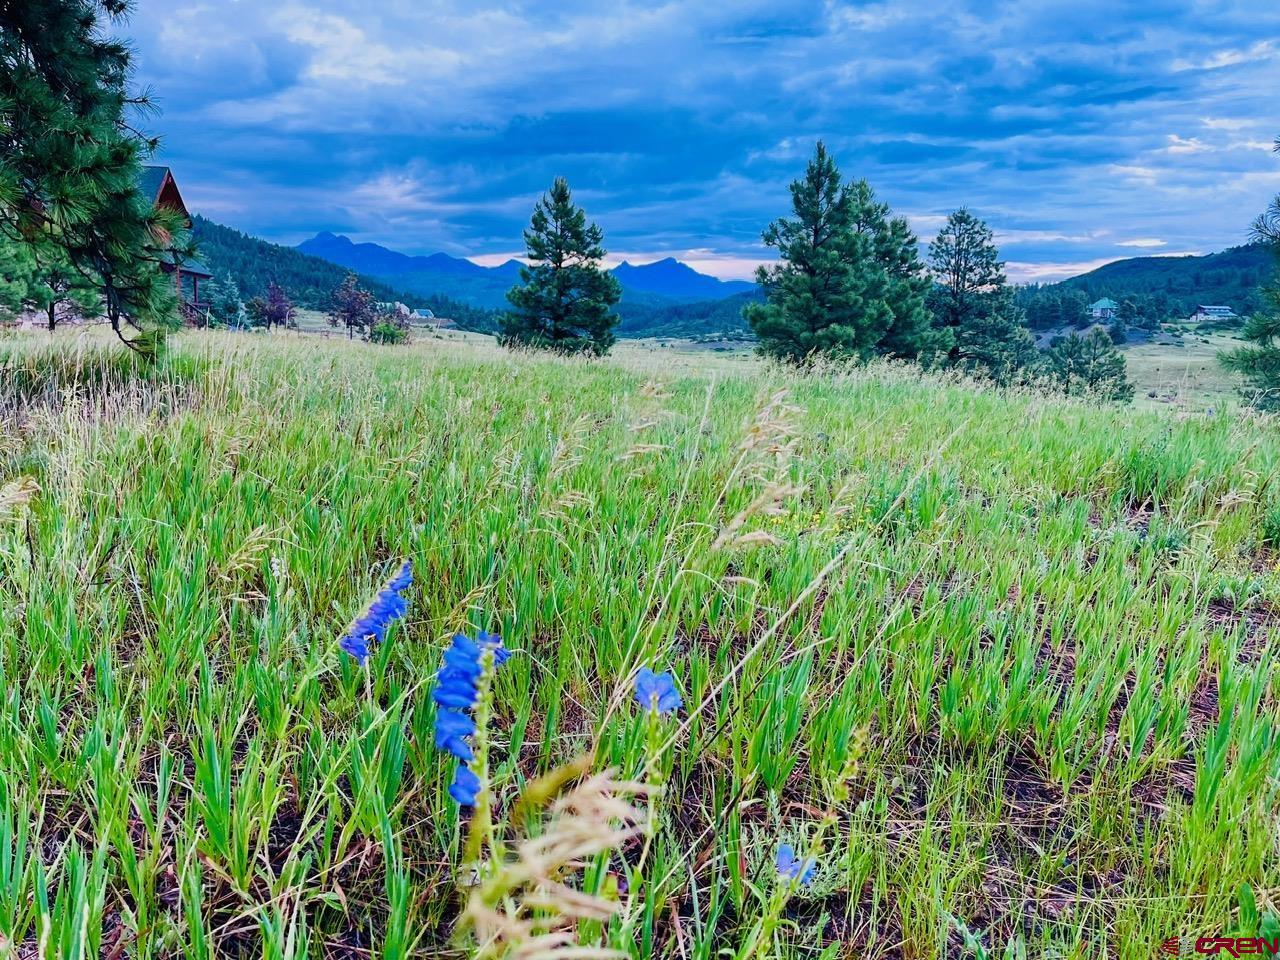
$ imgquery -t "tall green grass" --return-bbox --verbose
[0,330,1278,958]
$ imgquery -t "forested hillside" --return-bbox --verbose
[1053,243,1272,317]
[616,289,760,337]
[192,216,498,329]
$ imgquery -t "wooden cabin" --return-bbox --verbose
[138,165,213,325]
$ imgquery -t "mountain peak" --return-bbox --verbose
[296,233,757,306]
[610,257,754,301]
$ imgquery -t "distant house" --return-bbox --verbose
[1189,304,1237,323]
[377,301,413,318]
[411,307,455,328]
[138,165,213,324]
[1089,298,1118,321]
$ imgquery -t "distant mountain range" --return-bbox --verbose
[193,217,1275,341]
[190,217,499,329]
[296,232,756,311]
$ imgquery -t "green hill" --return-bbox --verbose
[1054,243,1273,317]
[616,289,760,338]
[191,216,498,330]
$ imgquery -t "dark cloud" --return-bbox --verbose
[126,0,1280,279]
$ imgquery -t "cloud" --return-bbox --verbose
[123,0,1280,280]
[1116,238,1167,248]
[1163,135,1211,155]
[1173,40,1276,72]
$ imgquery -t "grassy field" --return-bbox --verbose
[1122,332,1245,412]
[2,328,1279,959]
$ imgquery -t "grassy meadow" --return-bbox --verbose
[2,328,1280,958]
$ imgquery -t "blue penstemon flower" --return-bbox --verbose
[775,843,817,885]
[433,630,510,809]
[339,560,413,665]
[633,667,682,715]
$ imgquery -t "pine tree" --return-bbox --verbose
[500,178,621,356]
[1041,329,1134,401]
[928,209,1005,331]
[327,273,377,339]
[206,273,245,328]
[1110,299,1138,344]
[746,143,933,363]
[0,234,99,329]
[1222,137,1280,409]
[929,208,1034,382]
[848,180,935,359]
[1061,290,1091,328]
[0,238,38,320]
[0,0,189,349]
[954,291,1036,384]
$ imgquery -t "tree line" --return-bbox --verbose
[498,145,1133,401]
[1,0,1273,407]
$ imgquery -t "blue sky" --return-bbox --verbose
[127,0,1280,280]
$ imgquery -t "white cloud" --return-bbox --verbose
[1005,258,1122,282]
[1163,134,1211,155]
[994,229,1094,244]
[1173,40,1276,71]
[1116,238,1166,248]
[273,8,405,87]
[1200,117,1254,131]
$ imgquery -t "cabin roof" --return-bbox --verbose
[137,165,170,203]
[159,249,213,277]
[137,165,190,219]
[1090,298,1118,309]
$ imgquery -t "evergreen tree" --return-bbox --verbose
[0,234,99,329]
[848,180,934,358]
[1110,299,1139,344]
[500,178,621,356]
[929,209,1034,382]
[205,273,245,328]
[954,291,1036,384]
[0,0,189,349]
[928,209,1006,332]
[746,144,931,363]
[0,238,35,320]
[327,273,377,339]
[1041,329,1134,401]
[1061,289,1090,328]
[1222,137,1280,409]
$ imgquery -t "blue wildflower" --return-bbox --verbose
[476,630,511,666]
[449,764,481,807]
[775,843,817,885]
[339,560,413,665]
[432,670,479,710]
[634,667,682,715]
[432,630,513,804]
[434,709,476,762]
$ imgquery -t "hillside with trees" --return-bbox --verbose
[616,289,759,338]
[191,216,498,330]
[1050,243,1271,319]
